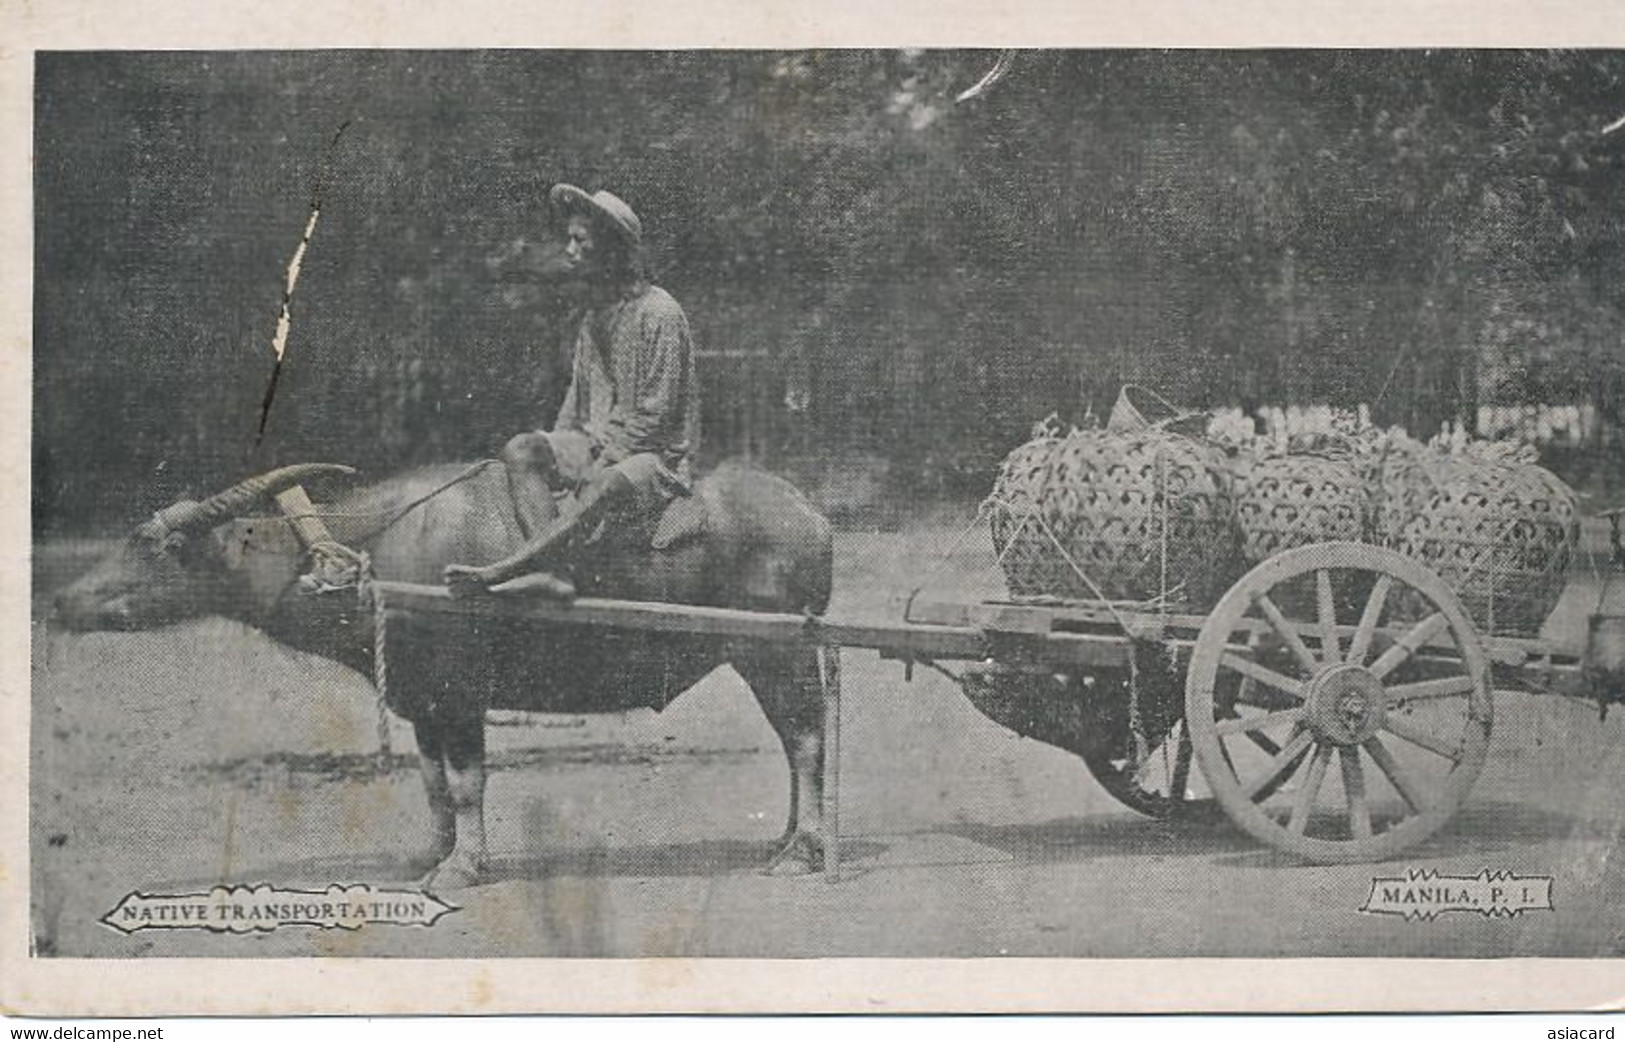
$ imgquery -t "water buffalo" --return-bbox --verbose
[53,460,836,889]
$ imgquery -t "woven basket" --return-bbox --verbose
[1370,447,1438,546]
[1233,454,1370,566]
[1394,459,1578,636]
[986,436,1065,598]
[987,428,1239,606]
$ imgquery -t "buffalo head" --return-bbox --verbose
[52,464,356,632]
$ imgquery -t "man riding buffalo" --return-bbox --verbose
[445,184,701,600]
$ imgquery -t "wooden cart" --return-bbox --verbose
[374,516,1625,878]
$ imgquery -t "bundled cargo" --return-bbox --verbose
[986,430,1067,598]
[1391,455,1579,636]
[1369,438,1437,547]
[1216,426,1375,618]
[986,420,1239,606]
[1231,451,1370,567]
[988,390,1576,633]
[1219,416,1575,634]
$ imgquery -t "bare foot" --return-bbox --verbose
[443,564,499,599]
[489,573,578,601]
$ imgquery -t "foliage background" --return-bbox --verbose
[33,50,1625,531]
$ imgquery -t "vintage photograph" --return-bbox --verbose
[27,48,1625,967]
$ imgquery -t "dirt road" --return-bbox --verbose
[29,528,1625,958]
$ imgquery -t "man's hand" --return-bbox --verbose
[443,563,500,599]
[547,429,599,489]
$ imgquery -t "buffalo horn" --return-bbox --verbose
[165,463,358,532]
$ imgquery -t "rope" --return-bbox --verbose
[358,556,393,770]
[907,489,1135,634]
[934,480,1167,766]
[1027,509,1141,637]
[1450,516,1523,620]
[1131,445,1177,766]
[1157,445,1171,612]
[278,459,499,772]
[973,409,1214,773]
[1371,337,1412,413]
[275,459,500,544]
[904,496,1001,623]
[994,439,1139,634]
[1128,640,1149,765]
[1018,497,1171,769]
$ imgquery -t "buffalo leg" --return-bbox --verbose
[735,649,825,875]
[419,701,488,891]
[411,719,456,871]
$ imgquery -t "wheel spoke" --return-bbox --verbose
[1382,713,1463,762]
[1288,744,1334,835]
[1229,633,1266,712]
[1340,748,1372,839]
[1235,675,1261,715]
[1245,730,1283,756]
[1363,735,1428,814]
[1185,546,1490,859]
[1261,731,1311,795]
[1238,729,1315,802]
[1316,569,1341,665]
[1254,594,1322,675]
[1219,653,1307,702]
[1219,701,1287,755]
[1368,611,1450,680]
[1214,706,1307,737]
[1346,573,1393,666]
[1385,674,1479,705]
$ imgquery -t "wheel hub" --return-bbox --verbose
[1305,664,1386,745]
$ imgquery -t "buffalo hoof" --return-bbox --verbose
[419,851,483,892]
[404,838,456,877]
[764,832,824,877]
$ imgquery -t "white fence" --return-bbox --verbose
[1205,402,1602,447]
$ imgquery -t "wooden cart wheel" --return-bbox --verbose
[1081,717,1214,820]
[1185,541,1493,863]
[1069,665,1212,820]
[1079,665,1300,821]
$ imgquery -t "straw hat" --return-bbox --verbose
[549,184,643,247]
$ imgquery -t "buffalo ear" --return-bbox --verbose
[211,522,249,571]
[170,516,235,567]
[213,517,298,568]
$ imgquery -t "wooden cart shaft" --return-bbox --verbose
[370,582,1594,693]
[369,581,1141,670]
[369,577,1607,881]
